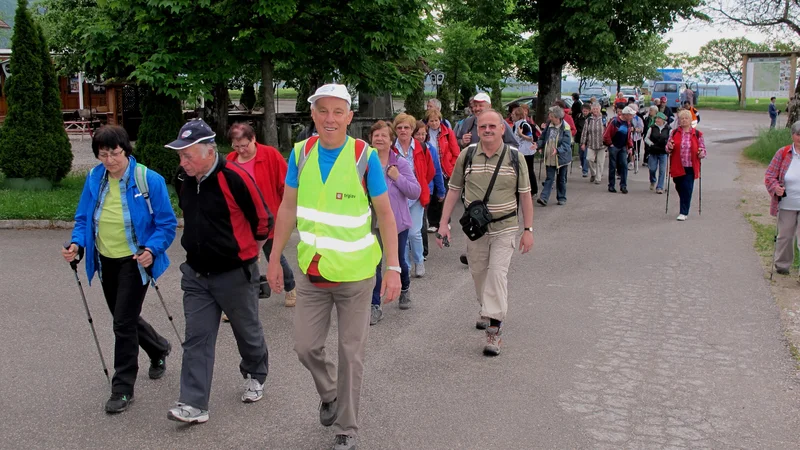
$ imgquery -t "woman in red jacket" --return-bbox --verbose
[425,109,459,231]
[667,110,706,221]
[226,123,296,306]
[393,113,435,278]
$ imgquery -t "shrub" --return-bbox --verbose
[403,81,425,122]
[240,83,256,110]
[36,22,72,183]
[743,128,792,166]
[134,89,184,182]
[0,0,45,181]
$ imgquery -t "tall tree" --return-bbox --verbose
[694,38,768,102]
[578,35,672,92]
[516,0,702,122]
[0,0,47,181]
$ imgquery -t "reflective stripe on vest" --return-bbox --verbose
[294,136,381,282]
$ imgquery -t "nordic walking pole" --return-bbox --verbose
[665,173,671,214]
[770,220,779,280]
[64,243,111,385]
[137,247,182,343]
[699,160,702,216]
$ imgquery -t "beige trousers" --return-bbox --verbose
[466,232,516,321]
[293,273,375,437]
[775,209,800,273]
[587,147,607,182]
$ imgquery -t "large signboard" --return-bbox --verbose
[746,57,792,98]
[656,68,683,82]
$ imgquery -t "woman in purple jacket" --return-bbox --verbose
[369,120,421,325]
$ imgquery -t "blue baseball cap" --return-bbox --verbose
[165,119,216,150]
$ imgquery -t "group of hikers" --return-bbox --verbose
[61,81,719,450]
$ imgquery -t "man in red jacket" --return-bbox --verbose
[227,123,296,307]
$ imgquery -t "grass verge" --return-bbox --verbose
[0,175,182,221]
[743,128,793,165]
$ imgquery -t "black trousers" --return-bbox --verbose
[524,154,539,195]
[99,254,170,395]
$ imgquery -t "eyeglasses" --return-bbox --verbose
[97,149,124,160]
[232,141,252,150]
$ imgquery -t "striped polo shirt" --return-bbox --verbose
[448,143,531,236]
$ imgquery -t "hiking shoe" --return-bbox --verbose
[242,374,264,403]
[475,316,490,330]
[483,326,502,356]
[398,290,411,310]
[427,226,438,233]
[656,188,664,194]
[460,254,468,265]
[608,187,617,193]
[677,214,687,221]
[285,289,297,307]
[620,188,628,194]
[259,276,271,299]
[105,393,134,413]
[221,312,230,323]
[582,173,588,178]
[414,262,425,278]
[650,183,655,191]
[149,341,171,380]
[776,267,790,275]
[594,178,602,185]
[167,402,209,424]
[557,200,565,206]
[536,198,547,206]
[319,398,337,427]
[370,304,383,326]
[333,434,356,450]
[590,176,595,183]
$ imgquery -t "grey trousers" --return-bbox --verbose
[178,262,269,410]
[775,209,800,273]
[293,273,374,437]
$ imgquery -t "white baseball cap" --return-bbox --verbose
[622,106,636,115]
[473,92,491,104]
[308,83,351,107]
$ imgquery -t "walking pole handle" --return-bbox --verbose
[136,246,155,278]
[64,242,83,271]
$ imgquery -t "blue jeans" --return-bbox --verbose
[405,200,424,266]
[373,229,410,305]
[579,148,588,175]
[608,146,628,189]
[540,165,568,203]
[648,154,668,190]
[673,166,695,215]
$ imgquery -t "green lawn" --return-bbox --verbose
[700,96,789,112]
[0,175,182,221]
[743,127,793,165]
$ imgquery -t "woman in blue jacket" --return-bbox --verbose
[534,106,573,206]
[61,125,178,414]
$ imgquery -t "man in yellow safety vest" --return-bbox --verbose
[266,84,401,450]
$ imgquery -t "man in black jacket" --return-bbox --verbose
[164,119,273,424]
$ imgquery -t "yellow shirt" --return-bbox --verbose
[96,177,133,258]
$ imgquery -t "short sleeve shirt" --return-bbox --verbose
[449,143,531,236]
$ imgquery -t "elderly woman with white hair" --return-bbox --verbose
[765,121,800,274]
[667,109,707,221]
[533,106,573,206]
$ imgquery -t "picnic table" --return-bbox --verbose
[64,120,100,141]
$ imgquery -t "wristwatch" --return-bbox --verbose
[524,227,533,233]
[387,265,402,273]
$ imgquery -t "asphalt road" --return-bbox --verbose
[2,110,799,449]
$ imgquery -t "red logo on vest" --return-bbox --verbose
[336,193,343,200]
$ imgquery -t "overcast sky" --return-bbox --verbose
[665,18,770,55]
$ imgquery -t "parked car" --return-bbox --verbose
[578,87,610,107]
[619,86,643,107]
[651,81,700,112]
[503,96,537,114]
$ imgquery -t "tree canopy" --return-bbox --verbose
[694,38,769,101]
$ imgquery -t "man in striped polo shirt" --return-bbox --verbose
[436,109,535,356]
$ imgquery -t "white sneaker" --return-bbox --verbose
[242,374,264,403]
[427,226,438,233]
[167,402,209,423]
[676,214,687,221]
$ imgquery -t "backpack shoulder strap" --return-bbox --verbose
[462,144,478,180]
[296,136,320,180]
[354,138,370,184]
[134,163,154,215]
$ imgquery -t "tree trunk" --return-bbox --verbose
[261,54,278,147]
[734,81,742,103]
[203,83,229,143]
[535,58,564,123]
[616,80,621,93]
[787,93,800,130]
[489,79,503,109]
